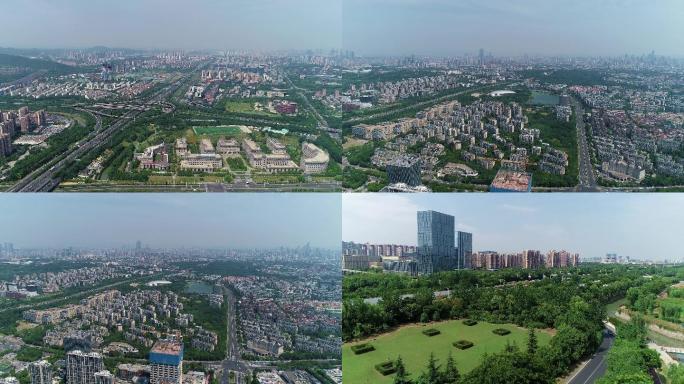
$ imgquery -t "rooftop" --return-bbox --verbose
[490,170,532,192]
[151,340,183,356]
[388,155,420,168]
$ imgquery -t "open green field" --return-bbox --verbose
[342,320,552,384]
[192,125,243,136]
[659,296,684,322]
[225,100,272,116]
[148,175,229,184]
[252,174,303,184]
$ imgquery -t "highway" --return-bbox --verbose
[5,111,103,191]
[219,286,248,384]
[224,287,240,361]
[7,64,203,192]
[567,329,615,384]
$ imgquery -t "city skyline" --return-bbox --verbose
[342,194,684,260]
[343,0,684,57]
[0,194,341,249]
[0,1,681,57]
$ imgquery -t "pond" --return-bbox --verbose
[185,281,214,294]
[529,91,559,106]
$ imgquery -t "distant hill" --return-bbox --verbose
[0,53,76,73]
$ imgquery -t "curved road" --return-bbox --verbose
[567,329,615,384]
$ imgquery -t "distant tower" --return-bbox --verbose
[136,240,142,251]
[479,48,485,66]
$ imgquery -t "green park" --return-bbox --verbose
[342,319,552,384]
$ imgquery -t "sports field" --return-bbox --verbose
[192,125,243,136]
[342,320,553,384]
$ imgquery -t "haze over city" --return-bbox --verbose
[343,194,684,260]
[0,0,343,51]
[343,0,684,57]
[0,194,341,249]
[1,1,682,57]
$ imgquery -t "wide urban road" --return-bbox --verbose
[573,98,600,191]
[56,181,342,192]
[567,329,615,384]
[283,72,329,128]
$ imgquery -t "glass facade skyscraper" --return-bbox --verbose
[417,210,456,274]
[457,231,473,269]
[387,156,422,187]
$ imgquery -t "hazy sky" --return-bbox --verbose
[343,0,684,57]
[0,0,342,51]
[343,194,684,260]
[2,1,681,57]
[0,194,341,249]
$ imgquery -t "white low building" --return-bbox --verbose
[300,142,329,174]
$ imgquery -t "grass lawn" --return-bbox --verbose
[342,320,552,384]
[192,125,243,136]
[342,138,368,150]
[252,174,303,184]
[225,101,272,116]
[15,321,38,332]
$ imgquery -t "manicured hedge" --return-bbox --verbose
[453,340,474,349]
[351,343,375,355]
[422,328,441,336]
[463,319,478,326]
[493,328,511,336]
[374,361,397,375]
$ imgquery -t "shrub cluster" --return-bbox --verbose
[453,340,474,349]
[422,328,441,336]
[351,343,375,355]
[374,361,397,375]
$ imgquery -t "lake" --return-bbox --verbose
[185,281,214,294]
[529,91,559,106]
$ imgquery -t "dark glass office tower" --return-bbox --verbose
[457,231,473,269]
[417,210,456,274]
